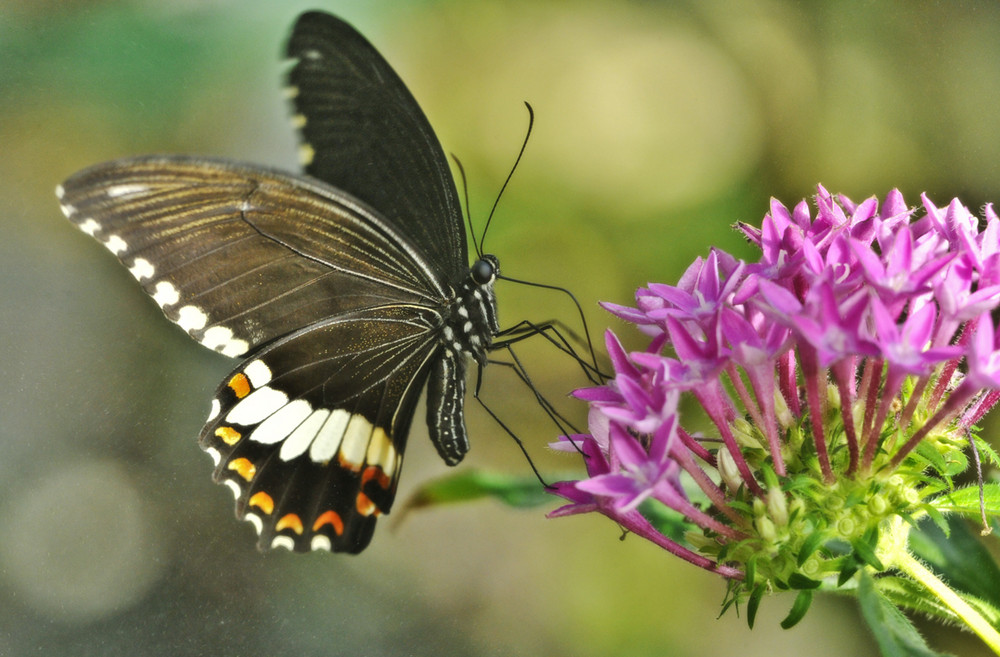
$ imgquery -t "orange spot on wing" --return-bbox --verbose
[215,426,242,446]
[227,457,256,481]
[356,492,380,517]
[228,372,251,398]
[312,510,344,536]
[361,465,391,490]
[275,513,304,535]
[248,491,274,515]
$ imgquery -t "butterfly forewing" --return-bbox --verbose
[59,157,447,358]
[286,12,467,280]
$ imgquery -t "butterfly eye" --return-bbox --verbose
[471,258,496,285]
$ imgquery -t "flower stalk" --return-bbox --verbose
[881,517,1000,653]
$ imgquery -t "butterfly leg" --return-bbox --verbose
[471,362,550,489]
[493,319,608,384]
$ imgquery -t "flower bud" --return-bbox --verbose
[755,515,777,543]
[718,448,743,491]
[767,487,789,527]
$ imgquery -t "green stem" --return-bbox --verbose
[893,550,1000,655]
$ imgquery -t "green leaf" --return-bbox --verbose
[852,534,886,571]
[858,570,954,657]
[402,470,552,510]
[878,575,961,625]
[787,573,822,590]
[915,441,948,475]
[844,486,869,509]
[909,515,1000,613]
[941,448,968,477]
[932,483,1000,519]
[744,556,757,589]
[972,435,1000,469]
[779,590,813,629]
[837,559,859,587]
[922,504,950,537]
[747,583,765,630]
[797,528,826,565]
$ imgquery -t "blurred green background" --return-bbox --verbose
[2,1,999,655]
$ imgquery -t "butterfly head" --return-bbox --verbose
[471,254,499,286]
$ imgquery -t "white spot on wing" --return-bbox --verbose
[107,183,149,198]
[221,338,249,358]
[78,218,101,235]
[283,85,299,99]
[298,143,315,166]
[250,399,313,445]
[271,535,296,551]
[339,415,373,469]
[311,534,332,552]
[302,48,322,60]
[200,325,232,348]
[129,258,155,281]
[152,281,180,307]
[60,203,76,217]
[208,398,221,422]
[176,305,208,331]
[55,184,65,199]
[280,408,330,461]
[226,386,289,425]
[291,114,307,128]
[243,360,272,387]
[245,513,264,535]
[201,326,249,358]
[205,446,222,466]
[104,234,127,255]
[309,409,351,462]
[223,478,242,500]
[366,428,396,477]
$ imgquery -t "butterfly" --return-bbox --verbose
[57,11,500,553]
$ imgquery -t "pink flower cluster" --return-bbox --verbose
[549,186,1000,577]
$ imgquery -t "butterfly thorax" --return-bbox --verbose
[442,254,499,366]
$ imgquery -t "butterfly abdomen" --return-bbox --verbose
[425,255,500,464]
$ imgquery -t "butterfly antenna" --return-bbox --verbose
[450,154,482,258]
[480,101,534,252]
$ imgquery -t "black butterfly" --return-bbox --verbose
[57,11,500,553]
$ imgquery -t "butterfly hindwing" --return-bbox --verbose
[202,304,444,552]
[58,156,447,358]
[286,12,467,280]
